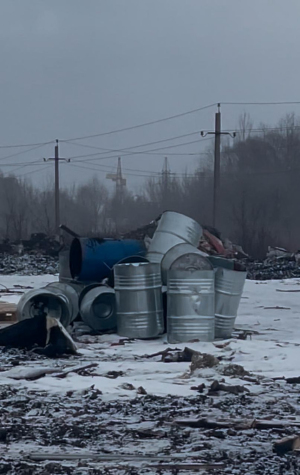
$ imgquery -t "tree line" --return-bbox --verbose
[1,113,299,259]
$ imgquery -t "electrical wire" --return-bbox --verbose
[65,135,213,160]
[221,101,300,106]
[72,138,214,164]
[0,143,49,163]
[60,103,217,142]
[0,140,54,149]
[4,164,52,179]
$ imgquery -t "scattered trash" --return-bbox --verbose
[190,353,220,372]
[0,315,77,357]
[273,435,300,455]
[209,380,250,395]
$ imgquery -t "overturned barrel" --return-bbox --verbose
[17,282,79,328]
[79,285,116,332]
[161,242,209,285]
[147,211,202,264]
[214,268,247,339]
[167,268,215,344]
[70,238,146,282]
[114,262,163,338]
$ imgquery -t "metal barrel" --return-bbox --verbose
[69,237,146,282]
[16,282,79,328]
[161,242,210,285]
[167,269,215,343]
[79,285,116,332]
[147,211,202,264]
[114,262,163,338]
[107,255,149,288]
[59,249,72,282]
[214,268,247,339]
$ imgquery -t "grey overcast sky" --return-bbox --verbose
[1,0,300,191]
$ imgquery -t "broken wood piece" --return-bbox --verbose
[141,347,181,359]
[209,380,250,395]
[273,435,300,455]
[272,376,300,384]
[55,363,98,379]
[276,289,300,293]
[213,341,231,349]
[286,377,300,384]
[150,463,224,471]
[4,367,59,381]
[174,418,300,431]
[29,453,200,462]
[263,306,291,310]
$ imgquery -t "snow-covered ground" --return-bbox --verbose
[1,276,300,474]
[0,276,299,399]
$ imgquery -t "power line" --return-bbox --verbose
[0,160,42,167]
[0,143,49,163]
[0,140,53,150]
[60,103,217,142]
[16,165,52,178]
[221,101,300,106]
[73,138,214,164]
[65,134,213,160]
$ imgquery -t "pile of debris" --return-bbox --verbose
[0,254,58,276]
[246,247,300,280]
[12,211,246,351]
[0,233,61,257]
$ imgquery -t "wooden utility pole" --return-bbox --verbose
[44,140,70,236]
[201,104,236,229]
[54,140,59,234]
[214,105,221,229]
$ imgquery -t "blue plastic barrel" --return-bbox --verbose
[69,238,146,282]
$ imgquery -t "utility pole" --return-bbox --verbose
[201,104,236,229]
[162,156,170,191]
[44,140,70,236]
[54,140,59,234]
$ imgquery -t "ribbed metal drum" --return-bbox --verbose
[167,269,215,343]
[114,262,163,338]
[79,285,116,332]
[214,268,247,339]
[161,243,209,285]
[147,211,202,264]
[17,282,79,328]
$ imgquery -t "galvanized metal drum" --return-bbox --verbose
[107,255,149,288]
[167,269,215,343]
[114,262,163,338]
[79,285,116,332]
[214,268,247,339]
[147,211,202,264]
[161,242,209,285]
[17,282,79,328]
